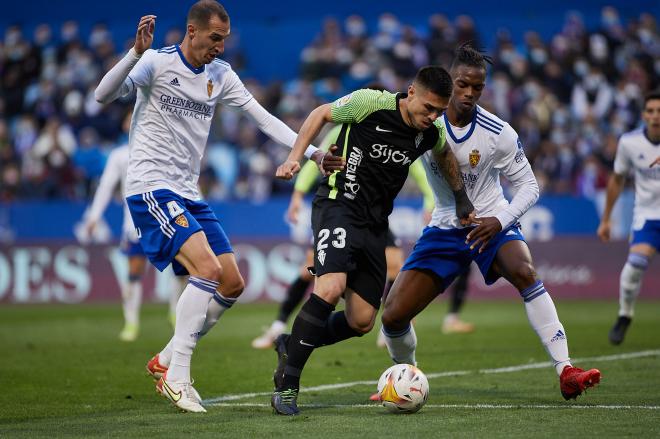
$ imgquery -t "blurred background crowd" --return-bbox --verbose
[0,6,658,203]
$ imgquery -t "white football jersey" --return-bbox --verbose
[125,45,253,200]
[613,127,660,229]
[424,106,531,229]
[88,145,136,237]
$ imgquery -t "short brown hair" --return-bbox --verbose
[188,0,229,26]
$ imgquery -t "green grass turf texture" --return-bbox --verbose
[1,300,659,438]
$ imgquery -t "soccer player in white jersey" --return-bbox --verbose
[84,142,147,342]
[377,44,601,401]
[94,1,343,413]
[598,91,660,345]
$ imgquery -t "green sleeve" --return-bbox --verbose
[432,118,446,153]
[330,89,396,124]
[409,158,435,212]
[293,125,343,193]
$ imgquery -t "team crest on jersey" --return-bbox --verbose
[207,79,213,97]
[415,132,423,148]
[335,93,352,108]
[469,149,481,168]
[175,214,189,228]
[317,249,326,266]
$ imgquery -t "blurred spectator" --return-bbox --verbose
[571,66,613,121]
[72,127,106,197]
[0,7,658,201]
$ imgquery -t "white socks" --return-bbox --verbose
[382,324,417,366]
[121,278,142,327]
[160,279,237,378]
[520,281,570,375]
[167,277,217,383]
[619,253,648,317]
[169,275,188,322]
[200,292,237,336]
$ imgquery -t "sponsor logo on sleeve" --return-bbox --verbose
[514,138,526,163]
[335,93,353,108]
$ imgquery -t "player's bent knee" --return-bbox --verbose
[350,323,372,335]
[316,279,346,302]
[223,277,245,298]
[509,263,537,290]
[196,260,223,283]
[381,311,409,332]
[347,316,374,335]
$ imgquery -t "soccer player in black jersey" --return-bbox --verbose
[270,65,474,415]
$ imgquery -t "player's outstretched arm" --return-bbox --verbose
[83,150,122,238]
[95,15,156,104]
[597,173,626,242]
[287,191,305,224]
[276,104,334,180]
[432,145,474,223]
[240,101,343,176]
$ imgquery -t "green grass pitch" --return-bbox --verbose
[1,300,659,438]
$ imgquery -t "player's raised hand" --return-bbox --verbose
[650,157,660,168]
[276,160,301,180]
[597,220,611,242]
[465,216,502,253]
[134,15,156,55]
[313,145,345,176]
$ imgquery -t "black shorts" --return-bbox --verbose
[311,198,387,309]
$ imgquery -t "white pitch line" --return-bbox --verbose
[210,402,660,410]
[478,349,660,375]
[204,349,660,405]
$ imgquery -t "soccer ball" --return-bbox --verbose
[376,364,429,414]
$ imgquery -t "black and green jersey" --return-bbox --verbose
[316,89,445,227]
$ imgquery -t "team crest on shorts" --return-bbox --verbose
[175,214,189,228]
[469,149,481,168]
[415,132,423,148]
[317,249,326,266]
[207,79,213,97]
